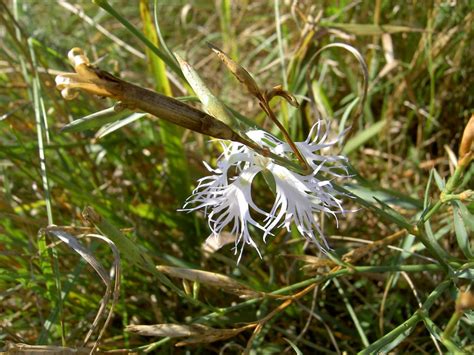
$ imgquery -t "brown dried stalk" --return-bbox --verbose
[55,48,264,151]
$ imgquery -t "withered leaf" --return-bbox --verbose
[156,265,261,298]
[207,42,262,98]
[265,85,299,107]
[125,323,250,346]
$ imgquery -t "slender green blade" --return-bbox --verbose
[343,119,385,155]
[140,0,190,204]
[452,201,473,259]
[61,106,132,133]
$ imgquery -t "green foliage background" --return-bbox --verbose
[1,0,473,353]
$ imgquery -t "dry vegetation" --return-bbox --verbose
[1,0,473,353]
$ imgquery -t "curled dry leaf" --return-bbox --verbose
[45,228,121,352]
[156,265,261,298]
[306,43,369,141]
[55,48,114,100]
[45,227,110,285]
[207,42,262,98]
[265,85,300,107]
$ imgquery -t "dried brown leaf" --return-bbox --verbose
[5,342,90,354]
[125,323,251,347]
[264,85,299,107]
[56,48,244,142]
[201,231,236,256]
[175,327,249,346]
[156,265,261,298]
[126,323,209,337]
[340,230,407,265]
[207,42,262,98]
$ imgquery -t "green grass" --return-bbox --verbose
[1,0,473,353]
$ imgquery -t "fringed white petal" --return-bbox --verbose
[181,120,352,261]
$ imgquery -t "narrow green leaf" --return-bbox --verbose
[457,269,474,279]
[37,231,58,344]
[424,169,435,209]
[423,220,454,261]
[333,278,369,347]
[26,37,62,344]
[339,97,359,136]
[432,169,446,190]
[28,39,53,224]
[310,81,333,120]
[419,169,436,223]
[60,106,132,133]
[139,0,172,96]
[342,119,385,155]
[341,183,415,229]
[283,338,304,355]
[373,327,414,354]
[92,0,182,76]
[82,207,154,274]
[420,312,463,353]
[95,113,146,139]
[140,0,191,204]
[452,201,473,259]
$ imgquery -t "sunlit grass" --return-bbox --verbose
[1,0,473,353]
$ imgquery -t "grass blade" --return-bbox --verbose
[61,106,132,133]
[140,0,191,203]
[452,201,473,259]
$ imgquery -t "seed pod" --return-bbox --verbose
[207,42,262,99]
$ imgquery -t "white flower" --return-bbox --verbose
[181,121,351,262]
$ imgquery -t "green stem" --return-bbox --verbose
[442,191,473,203]
[92,0,182,77]
[412,227,451,271]
[132,337,171,352]
[421,200,443,223]
[421,155,472,224]
[419,310,463,353]
[195,264,443,323]
[358,279,452,355]
[442,311,462,340]
[277,264,444,297]
[334,278,370,347]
